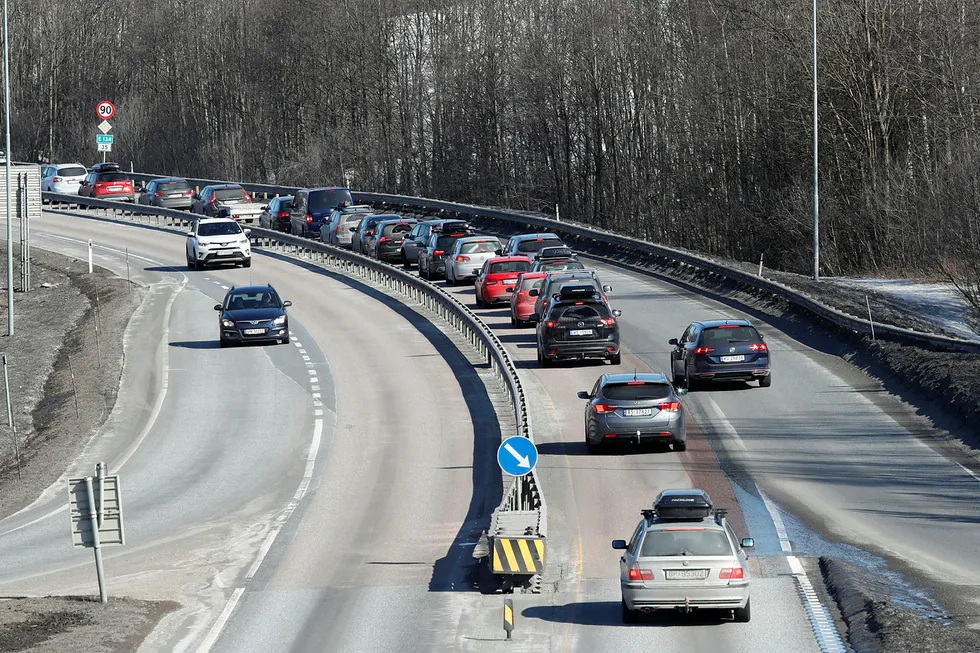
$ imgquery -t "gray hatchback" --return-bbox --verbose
[578,373,688,453]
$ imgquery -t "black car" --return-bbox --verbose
[289,187,354,238]
[419,224,477,280]
[532,284,622,366]
[368,217,418,261]
[214,285,292,347]
[352,214,394,254]
[668,319,771,389]
[259,196,294,232]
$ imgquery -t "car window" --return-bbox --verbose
[214,188,247,201]
[551,303,609,320]
[98,172,129,182]
[343,213,365,224]
[520,277,544,291]
[382,222,413,236]
[308,189,353,210]
[627,522,645,556]
[436,235,462,250]
[640,529,732,557]
[489,260,531,274]
[701,326,761,344]
[539,260,586,272]
[159,180,190,191]
[226,290,281,310]
[59,166,87,177]
[517,238,562,253]
[602,383,671,401]
[461,240,497,254]
[198,221,243,237]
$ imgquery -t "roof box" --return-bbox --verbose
[536,246,575,260]
[652,489,713,520]
[558,283,598,300]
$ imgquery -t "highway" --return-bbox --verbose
[8,204,978,651]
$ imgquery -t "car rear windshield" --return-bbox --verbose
[98,173,129,182]
[436,235,464,250]
[58,166,86,177]
[160,180,190,191]
[551,303,610,321]
[382,222,413,237]
[602,382,671,401]
[309,189,353,210]
[521,277,545,291]
[215,188,247,201]
[278,199,293,210]
[461,241,498,254]
[641,530,732,557]
[490,260,531,274]
[701,326,761,344]
[517,238,562,253]
[198,221,242,237]
[343,213,367,224]
[540,260,586,271]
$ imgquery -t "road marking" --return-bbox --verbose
[759,490,793,553]
[307,370,316,376]
[220,285,229,290]
[196,587,245,653]
[312,393,320,399]
[293,341,302,348]
[956,461,980,484]
[298,348,306,354]
[700,395,746,451]
[787,556,849,653]
[291,336,299,341]
[314,409,323,416]
[311,385,319,391]
[310,377,318,383]
[302,355,310,361]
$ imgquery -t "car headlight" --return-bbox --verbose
[272,315,286,326]
[221,319,235,328]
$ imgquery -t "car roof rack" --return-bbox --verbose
[92,161,121,172]
[432,220,471,233]
[535,246,576,260]
[642,489,714,522]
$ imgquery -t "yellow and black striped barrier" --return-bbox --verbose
[492,536,545,574]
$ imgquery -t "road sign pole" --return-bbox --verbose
[84,475,108,603]
[88,239,93,273]
[503,598,514,640]
[96,462,105,528]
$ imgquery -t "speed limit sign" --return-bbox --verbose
[96,101,116,120]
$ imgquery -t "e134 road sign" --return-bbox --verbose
[96,135,113,144]
[496,436,538,476]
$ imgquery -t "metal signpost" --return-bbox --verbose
[496,436,539,477]
[96,102,115,162]
[69,462,125,603]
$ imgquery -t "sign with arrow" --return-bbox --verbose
[496,436,538,477]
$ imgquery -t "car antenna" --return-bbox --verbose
[633,368,637,381]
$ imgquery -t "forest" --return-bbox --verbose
[7,0,980,290]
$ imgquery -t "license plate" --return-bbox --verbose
[108,186,121,191]
[665,569,709,580]
[505,278,518,284]
[623,408,653,416]
[569,329,593,336]
[721,355,744,363]
[243,328,265,335]
[217,251,234,256]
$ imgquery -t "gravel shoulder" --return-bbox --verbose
[0,241,173,651]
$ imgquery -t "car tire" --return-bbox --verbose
[402,252,411,268]
[610,353,622,365]
[280,336,290,345]
[685,369,697,391]
[219,338,229,348]
[759,374,771,388]
[673,441,687,452]
[510,315,517,328]
[420,264,429,280]
[538,350,551,368]
[733,598,751,623]
[242,258,252,268]
[622,600,637,625]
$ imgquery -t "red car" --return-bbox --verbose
[79,166,135,202]
[510,271,547,327]
[474,256,532,308]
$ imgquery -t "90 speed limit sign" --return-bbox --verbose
[96,101,116,120]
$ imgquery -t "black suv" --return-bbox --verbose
[418,223,478,280]
[214,284,292,347]
[532,284,622,366]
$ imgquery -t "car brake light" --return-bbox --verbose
[379,236,387,243]
[306,214,314,223]
[366,230,375,236]
[53,176,62,182]
[749,343,767,351]
[536,238,544,241]
[627,381,644,385]
[456,255,470,262]
[545,320,557,328]
[657,401,681,412]
[433,250,444,256]
[185,189,195,195]
[720,568,744,580]
[279,211,290,218]
[628,565,654,581]
[594,403,616,413]
[719,325,740,329]
[155,192,165,197]
[694,346,714,355]
[599,317,615,326]
[244,191,252,202]
[486,279,498,286]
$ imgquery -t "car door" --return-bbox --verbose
[680,325,701,372]
[41,166,53,191]
[403,223,422,260]
[185,219,199,257]
[144,180,157,205]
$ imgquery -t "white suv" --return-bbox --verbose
[186,218,251,270]
[41,163,88,194]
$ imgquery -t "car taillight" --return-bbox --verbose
[719,568,744,580]
[694,346,714,355]
[155,192,165,197]
[594,403,616,414]
[379,236,387,243]
[185,189,195,196]
[599,317,616,326]
[366,230,375,236]
[433,250,444,256]
[278,211,290,218]
[628,565,654,581]
[209,196,216,204]
[244,191,252,202]
[486,280,498,286]
[306,214,314,223]
[657,401,681,412]
[456,255,470,262]
[545,320,557,328]
[53,176,62,182]
[749,343,767,351]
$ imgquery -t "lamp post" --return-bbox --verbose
[3,0,12,333]
[812,0,820,281]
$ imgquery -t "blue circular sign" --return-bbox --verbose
[496,436,539,477]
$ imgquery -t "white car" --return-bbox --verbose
[41,163,88,194]
[186,218,251,270]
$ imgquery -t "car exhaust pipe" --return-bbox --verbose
[639,607,654,613]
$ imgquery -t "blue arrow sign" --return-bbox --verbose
[496,436,538,476]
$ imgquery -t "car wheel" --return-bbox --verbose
[759,374,771,388]
[622,599,637,625]
[402,252,410,268]
[586,424,600,454]
[733,598,751,623]
[673,440,687,452]
[243,258,252,268]
[420,264,429,280]
[510,315,517,328]
[610,353,621,365]
[280,336,290,345]
[539,350,551,368]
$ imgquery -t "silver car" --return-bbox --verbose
[41,163,87,194]
[613,489,754,623]
[323,205,374,247]
[445,236,503,285]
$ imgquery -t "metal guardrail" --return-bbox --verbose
[117,169,980,353]
[42,191,547,584]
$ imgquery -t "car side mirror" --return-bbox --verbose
[611,539,628,550]
[282,300,292,307]
[576,391,590,399]
[528,313,540,323]
[243,228,251,236]
[676,387,688,396]
[612,309,622,317]
[213,304,222,311]
[495,249,502,255]
[186,231,195,237]
[528,289,539,297]
[741,538,755,549]
[668,338,679,346]
[602,285,613,293]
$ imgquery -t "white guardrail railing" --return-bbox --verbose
[41,191,547,590]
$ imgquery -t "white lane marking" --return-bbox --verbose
[302,355,310,361]
[312,393,321,399]
[314,409,323,416]
[759,490,793,553]
[220,285,229,290]
[700,395,746,452]
[788,556,849,653]
[196,587,245,653]
[307,370,316,376]
[311,385,319,391]
[293,342,302,348]
[291,336,298,341]
[310,377,318,383]
[956,461,980,484]
[298,348,306,354]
